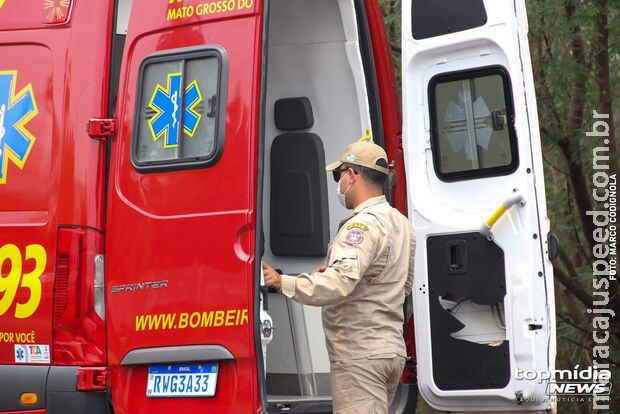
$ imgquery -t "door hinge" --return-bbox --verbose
[261,319,273,338]
[77,367,109,391]
[87,118,116,140]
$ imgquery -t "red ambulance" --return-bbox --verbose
[0,0,556,413]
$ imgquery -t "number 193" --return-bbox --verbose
[0,244,46,319]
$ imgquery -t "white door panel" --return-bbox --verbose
[402,0,555,411]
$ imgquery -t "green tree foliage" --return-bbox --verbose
[378,0,401,89]
[379,0,619,412]
[528,1,619,411]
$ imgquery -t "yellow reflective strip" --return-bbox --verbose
[485,205,507,227]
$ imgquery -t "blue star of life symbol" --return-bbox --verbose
[16,348,25,360]
[0,71,38,184]
[147,73,203,148]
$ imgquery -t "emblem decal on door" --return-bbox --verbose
[43,0,71,24]
[148,72,203,148]
[443,95,492,160]
[0,71,38,184]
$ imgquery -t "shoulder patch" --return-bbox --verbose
[346,222,369,232]
[345,229,365,245]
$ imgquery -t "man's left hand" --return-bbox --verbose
[262,261,281,291]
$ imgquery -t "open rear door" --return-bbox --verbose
[402,0,556,411]
[105,1,264,413]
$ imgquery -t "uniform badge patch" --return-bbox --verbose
[346,222,369,232]
[345,229,364,245]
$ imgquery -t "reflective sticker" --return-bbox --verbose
[14,344,50,364]
[43,0,72,24]
[346,222,369,232]
[14,344,26,362]
[443,95,492,161]
[345,229,364,245]
[148,73,203,148]
[0,71,38,184]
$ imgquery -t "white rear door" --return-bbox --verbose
[402,0,556,411]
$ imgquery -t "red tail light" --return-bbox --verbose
[53,227,106,365]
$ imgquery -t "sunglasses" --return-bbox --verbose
[332,167,357,183]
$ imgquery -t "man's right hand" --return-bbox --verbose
[262,261,282,291]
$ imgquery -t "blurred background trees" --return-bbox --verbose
[378,0,619,412]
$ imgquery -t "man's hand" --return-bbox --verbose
[262,261,281,291]
[314,265,327,273]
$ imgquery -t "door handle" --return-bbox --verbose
[447,240,468,274]
[479,189,525,240]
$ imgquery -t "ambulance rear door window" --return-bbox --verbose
[429,66,518,181]
[132,47,228,172]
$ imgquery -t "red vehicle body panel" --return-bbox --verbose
[0,1,113,412]
[363,0,406,214]
[105,1,264,413]
[0,0,112,365]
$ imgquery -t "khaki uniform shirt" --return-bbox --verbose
[280,195,415,362]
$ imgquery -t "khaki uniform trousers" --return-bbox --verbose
[330,354,406,414]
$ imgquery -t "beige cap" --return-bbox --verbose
[325,139,389,174]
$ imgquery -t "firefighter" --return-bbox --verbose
[263,138,415,414]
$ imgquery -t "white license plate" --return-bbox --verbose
[146,363,218,398]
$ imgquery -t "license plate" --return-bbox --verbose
[146,363,219,398]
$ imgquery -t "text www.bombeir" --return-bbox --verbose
[135,309,249,331]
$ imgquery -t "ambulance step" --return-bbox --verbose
[267,395,332,413]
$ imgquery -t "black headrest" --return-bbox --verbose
[274,97,314,131]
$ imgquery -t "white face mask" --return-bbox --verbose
[337,178,351,208]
